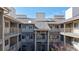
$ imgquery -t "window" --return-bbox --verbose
[41,33,45,39]
[74,38,79,43]
[57,36,59,38]
[74,23,78,28]
[19,24,21,28]
[30,34,33,39]
[22,35,25,39]
[19,35,21,41]
[5,40,9,46]
[36,32,47,39]
[29,25,33,29]
[55,25,59,28]
[5,22,9,27]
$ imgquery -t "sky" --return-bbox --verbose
[15,7,69,18]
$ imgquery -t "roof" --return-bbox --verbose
[35,22,51,30]
[60,16,79,24]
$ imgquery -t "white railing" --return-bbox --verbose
[10,27,20,34]
[60,28,73,32]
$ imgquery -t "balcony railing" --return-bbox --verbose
[50,28,64,32]
[36,38,47,42]
[51,28,61,32]
[10,27,20,34]
[60,28,73,32]
[4,27,21,37]
[64,28,73,32]
[51,28,73,33]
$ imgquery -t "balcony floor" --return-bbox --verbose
[60,32,79,38]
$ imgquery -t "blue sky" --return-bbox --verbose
[15,7,69,18]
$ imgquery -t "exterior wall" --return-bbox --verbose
[36,31,48,51]
[72,7,79,17]
[48,24,61,51]
[73,20,79,33]
[2,7,21,51]
[21,24,34,32]
[65,7,72,19]
[21,24,35,51]
[54,15,65,21]
[4,18,10,36]
[4,38,10,51]
[0,8,4,51]
[65,7,79,19]
[0,8,3,44]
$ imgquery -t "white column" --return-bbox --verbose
[72,38,74,42]
[20,24,22,51]
[2,13,5,51]
[35,31,36,51]
[59,25,61,42]
[72,22,74,33]
[64,24,66,46]
[47,31,49,51]
[17,23,19,51]
[17,35,19,50]
[64,35,66,46]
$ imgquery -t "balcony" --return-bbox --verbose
[22,28,34,32]
[51,28,61,32]
[10,36,17,51]
[49,39,60,43]
[60,28,79,38]
[65,43,78,51]
[22,39,34,42]
[36,32,48,42]
[36,39,47,42]
[4,28,10,34]
[59,28,72,32]
[64,28,73,32]
[10,27,19,33]
[5,27,20,37]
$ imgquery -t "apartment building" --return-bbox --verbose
[60,7,79,51]
[16,13,50,51]
[16,13,64,51]
[0,7,79,51]
[0,7,22,51]
[47,15,65,51]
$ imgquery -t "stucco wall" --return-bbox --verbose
[65,7,79,19]
[65,7,72,19]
